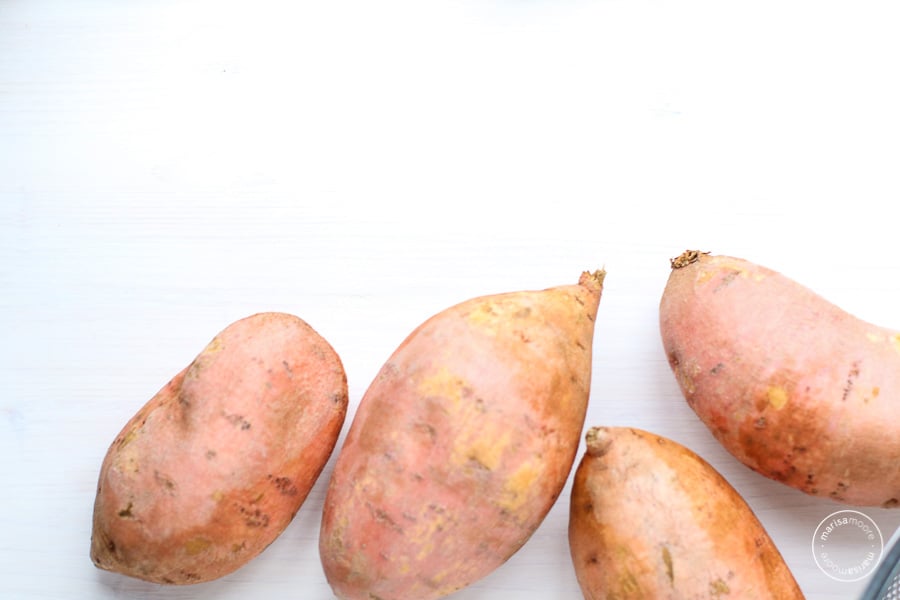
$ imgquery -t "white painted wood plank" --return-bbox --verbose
[3,1,900,598]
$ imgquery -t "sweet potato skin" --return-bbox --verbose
[319,272,604,600]
[659,251,900,507]
[90,312,348,584]
[568,426,804,599]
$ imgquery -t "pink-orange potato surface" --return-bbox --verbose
[660,250,900,507]
[569,426,804,599]
[319,271,605,600]
[90,312,348,584]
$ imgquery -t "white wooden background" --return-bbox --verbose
[3,1,900,598]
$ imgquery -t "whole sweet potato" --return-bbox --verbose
[660,250,900,507]
[319,271,605,600]
[90,312,348,584]
[569,426,804,599]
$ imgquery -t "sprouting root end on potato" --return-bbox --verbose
[669,250,709,270]
[580,269,607,290]
[584,426,613,458]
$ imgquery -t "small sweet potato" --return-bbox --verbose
[90,312,348,584]
[319,271,605,600]
[659,250,900,507]
[569,426,804,599]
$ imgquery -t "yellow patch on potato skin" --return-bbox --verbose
[418,367,465,407]
[766,386,789,410]
[407,504,452,555]
[464,298,525,333]
[119,429,138,448]
[710,577,730,595]
[184,537,211,556]
[453,431,510,472]
[202,337,224,354]
[497,461,540,513]
[696,269,716,286]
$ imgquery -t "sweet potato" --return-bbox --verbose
[90,312,348,584]
[319,271,605,600]
[659,250,900,507]
[568,426,804,599]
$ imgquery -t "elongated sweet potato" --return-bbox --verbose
[319,271,605,600]
[91,312,348,584]
[660,250,900,507]
[569,426,804,599]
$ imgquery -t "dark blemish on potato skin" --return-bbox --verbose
[223,412,251,430]
[712,270,740,293]
[467,455,492,471]
[367,502,403,533]
[118,502,134,518]
[268,475,299,496]
[830,482,850,498]
[667,350,680,369]
[842,361,862,401]
[413,421,437,442]
[154,471,176,493]
[883,498,899,508]
[710,363,725,375]
[237,504,270,528]
[662,546,674,584]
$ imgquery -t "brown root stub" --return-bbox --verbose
[584,427,613,458]
[580,269,607,291]
[670,250,709,270]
